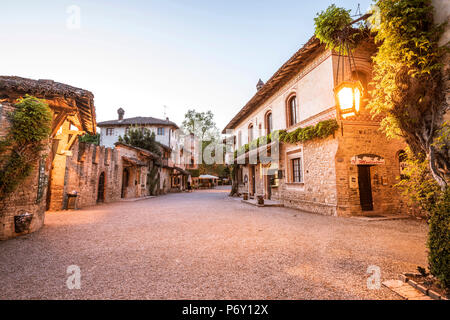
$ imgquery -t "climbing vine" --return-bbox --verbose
[233,119,339,159]
[0,95,52,199]
[368,0,448,188]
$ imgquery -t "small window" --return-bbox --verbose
[248,124,254,143]
[157,127,165,135]
[106,128,114,136]
[265,112,273,135]
[292,158,302,183]
[288,96,297,126]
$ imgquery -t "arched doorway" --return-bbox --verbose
[97,172,105,203]
[121,168,129,198]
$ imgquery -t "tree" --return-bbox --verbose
[368,0,449,189]
[117,127,161,156]
[182,109,219,141]
[79,133,99,145]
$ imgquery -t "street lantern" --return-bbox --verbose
[334,80,363,119]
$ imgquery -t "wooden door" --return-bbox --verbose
[358,165,373,211]
[251,166,256,195]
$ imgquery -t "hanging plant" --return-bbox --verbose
[314,5,352,52]
[314,4,371,54]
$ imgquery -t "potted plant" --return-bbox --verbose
[257,195,264,205]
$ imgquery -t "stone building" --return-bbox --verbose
[0,76,96,240]
[60,141,160,210]
[224,36,408,217]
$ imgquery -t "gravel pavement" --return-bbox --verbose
[0,187,428,299]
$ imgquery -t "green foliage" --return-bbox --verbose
[428,187,450,289]
[117,126,161,156]
[314,5,352,51]
[368,0,448,187]
[395,149,441,213]
[0,95,52,199]
[188,169,200,178]
[368,0,449,290]
[182,109,219,140]
[280,119,339,144]
[233,119,339,159]
[79,133,100,145]
[147,165,160,196]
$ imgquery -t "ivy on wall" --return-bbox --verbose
[0,95,52,199]
[233,119,339,159]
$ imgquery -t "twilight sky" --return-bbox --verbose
[1,0,373,131]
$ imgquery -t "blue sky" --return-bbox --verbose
[1,0,373,130]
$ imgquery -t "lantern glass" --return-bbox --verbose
[334,81,363,118]
[337,86,354,111]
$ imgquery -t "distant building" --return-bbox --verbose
[97,108,179,149]
[98,108,199,192]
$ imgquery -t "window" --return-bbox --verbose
[248,124,254,143]
[238,131,242,148]
[157,127,165,135]
[265,112,273,135]
[106,128,114,136]
[398,150,407,179]
[292,158,302,183]
[288,96,297,126]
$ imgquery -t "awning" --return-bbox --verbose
[173,167,191,175]
[199,175,219,180]
[122,156,147,166]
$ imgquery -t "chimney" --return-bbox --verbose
[117,108,125,120]
[166,117,169,121]
[256,79,264,91]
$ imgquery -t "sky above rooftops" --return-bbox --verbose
[1,0,372,131]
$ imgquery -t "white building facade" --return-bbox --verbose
[97,108,179,149]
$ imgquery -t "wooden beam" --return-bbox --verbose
[51,112,68,138]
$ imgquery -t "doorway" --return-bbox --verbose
[97,172,105,203]
[250,165,256,196]
[121,168,129,198]
[358,165,374,211]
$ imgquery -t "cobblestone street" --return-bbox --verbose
[0,187,428,300]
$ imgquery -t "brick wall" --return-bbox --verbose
[0,102,50,240]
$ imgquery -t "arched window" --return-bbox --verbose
[287,96,297,126]
[248,124,254,143]
[265,111,273,135]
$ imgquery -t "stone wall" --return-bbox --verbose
[61,141,122,209]
[334,121,408,217]
[0,101,50,240]
[271,136,339,216]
